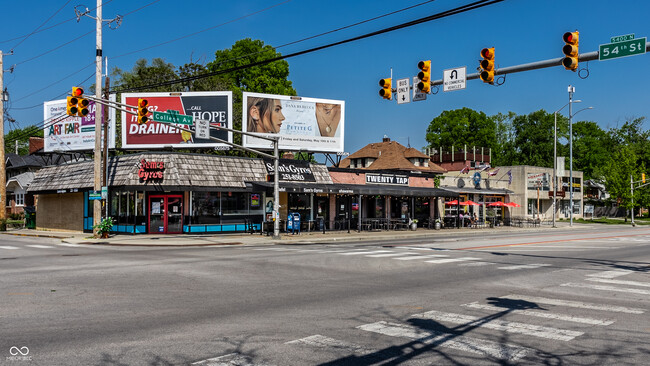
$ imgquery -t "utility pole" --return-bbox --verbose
[631,174,635,227]
[102,76,109,218]
[92,0,103,237]
[0,51,5,222]
[568,85,574,227]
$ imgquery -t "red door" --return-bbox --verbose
[148,195,183,234]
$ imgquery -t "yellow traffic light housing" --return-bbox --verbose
[137,98,150,124]
[379,78,392,100]
[479,47,495,83]
[417,60,431,93]
[562,31,579,71]
[66,96,79,116]
[643,173,646,183]
[72,87,84,98]
[77,98,90,117]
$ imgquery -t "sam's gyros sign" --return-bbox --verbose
[138,159,164,182]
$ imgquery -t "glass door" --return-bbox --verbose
[148,195,183,234]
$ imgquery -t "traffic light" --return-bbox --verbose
[77,97,89,117]
[66,96,79,116]
[417,60,431,93]
[562,31,579,71]
[643,173,646,183]
[479,47,495,83]
[72,87,84,98]
[137,98,149,124]
[379,78,392,100]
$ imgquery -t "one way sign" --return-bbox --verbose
[396,78,410,104]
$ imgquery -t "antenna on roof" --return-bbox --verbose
[407,137,411,148]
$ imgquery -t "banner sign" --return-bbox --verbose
[263,159,316,182]
[243,92,345,153]
[43,98,116,152]
[121,91,232,149]
[365,173,409,186]
[527,172,550,190]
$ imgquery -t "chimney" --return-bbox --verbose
[282,151,295,160]
[29,137,44,155]
[382,135,391,142]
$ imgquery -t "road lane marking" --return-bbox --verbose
[411,310,583,341]
[357,321,530,362]
[0,246,19,250]
[458,262,494,267]
[560,283,650,295]
[286,334,373,356]
[586,270,632,279]
[461,302,614,325]
[500,294,645,314]
[457,231,650,250]
[57,243,86,247]
[191,352,273,365]
[586,278,650,288]
[393,255,449,260]
[26,245,55,249]
[366,252,420,258]
[338,250,393,256]
[497,263,551,270]
[424,257,481,264]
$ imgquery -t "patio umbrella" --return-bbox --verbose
[445,200,459,205]
[487,201,507,207]
[505,202,521,207]
[460,200,479,206]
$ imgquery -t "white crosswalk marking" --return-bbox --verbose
[339,250,393,256]
[357,321,530,362]
[286,334,373,356]
[58,243,86,247]
[500,294,645,314]
[393,254,448,261]
[458,262,494,267]
[497,263,551,270]
[461,302,615,325]
[26,245,55,249]
[366,252,419,258]
[586,270,632,278]
[424,257,480,264]
[586,277,650,288]
[561,282,650,295]
[411,310,583,341]
[0,246,19,250]
[191,352,274,366]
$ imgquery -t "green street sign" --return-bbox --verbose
[611,33,634,43]
[152,111,193,125]
[599,37,646,61]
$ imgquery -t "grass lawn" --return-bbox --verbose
[561,217,650,225]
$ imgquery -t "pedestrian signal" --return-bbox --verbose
[562,31,579,71]
[379,78,392,100]
[479,47,495,83]
[417,60,431,93]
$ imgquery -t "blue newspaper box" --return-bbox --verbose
[291,212,301,234]
[287,213,293,232]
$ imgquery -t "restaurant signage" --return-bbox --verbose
[264,159,316,182]
[138,159,165,182]
[527,172,550,190]
[365,173,409,186]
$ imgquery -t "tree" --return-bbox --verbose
[425,108,496,153]
[571,121,612,181]
[4,126,43,155]
[491,111,516,166]
[602,146,639,221]
[112,58,180,92]
[510,110,557,167]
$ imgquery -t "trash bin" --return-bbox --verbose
[24,206,36,229]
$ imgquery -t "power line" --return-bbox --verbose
[10,0,73,51]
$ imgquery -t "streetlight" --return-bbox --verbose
[553,99,581,228]
[567,85,593,227]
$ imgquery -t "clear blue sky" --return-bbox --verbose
[2,0,649,156]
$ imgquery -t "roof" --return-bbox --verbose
[340,140,446,173]
[6,172,35,191]
[28,152,332,193]
[5,153,45,169]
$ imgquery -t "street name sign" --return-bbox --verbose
[443,66,466,92]
[152,110,193,125]
[412,77,427,101]
[89,191,102,200]
[195,119,210,139]
[396,78,410,104]
[599,37,646,61]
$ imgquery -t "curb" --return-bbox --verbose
[1,232,73,239]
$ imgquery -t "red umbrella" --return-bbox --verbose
[445,200,459,205]
[505,202,521,207]
[488,201,507,207]
[460,200,479,206]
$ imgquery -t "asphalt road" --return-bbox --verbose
[1,225,649,365]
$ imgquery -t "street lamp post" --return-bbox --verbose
[553,99,581,228]
[566,85,593,228]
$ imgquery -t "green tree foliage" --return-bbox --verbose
[571,121,612,181]
[509,110,557,167]
[602,145,638,219]
[425,108,496,153]
[4,126,43,155]
[113,58,180,92]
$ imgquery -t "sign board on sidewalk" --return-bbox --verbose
[412,77,427,101]
[443,67,466,92]
[396,78,410,104]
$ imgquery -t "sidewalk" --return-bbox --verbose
[0,221,583,247]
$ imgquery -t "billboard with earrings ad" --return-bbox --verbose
[242,92,345,153]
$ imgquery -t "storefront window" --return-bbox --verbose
[289,193,311,222]
[192,192,220,224]
[109,191,145,226]
[191,192,264,225]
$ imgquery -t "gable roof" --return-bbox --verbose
[340,140,446,173]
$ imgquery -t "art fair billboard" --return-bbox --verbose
[242,92,345,153]
[121,91,232,149]
[43,99,116,152]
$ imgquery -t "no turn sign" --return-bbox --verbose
[443,67,467,92]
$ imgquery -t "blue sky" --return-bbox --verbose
[2,0,649,156]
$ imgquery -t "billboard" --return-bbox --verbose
[121,91,232,149]
[242,92,345,153]
[43,98,116,152]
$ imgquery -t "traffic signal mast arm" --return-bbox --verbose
[413,42,650,90]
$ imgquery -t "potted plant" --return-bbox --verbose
[94,217,114,238]
[434,218,441,230]
[410,219,418,231]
